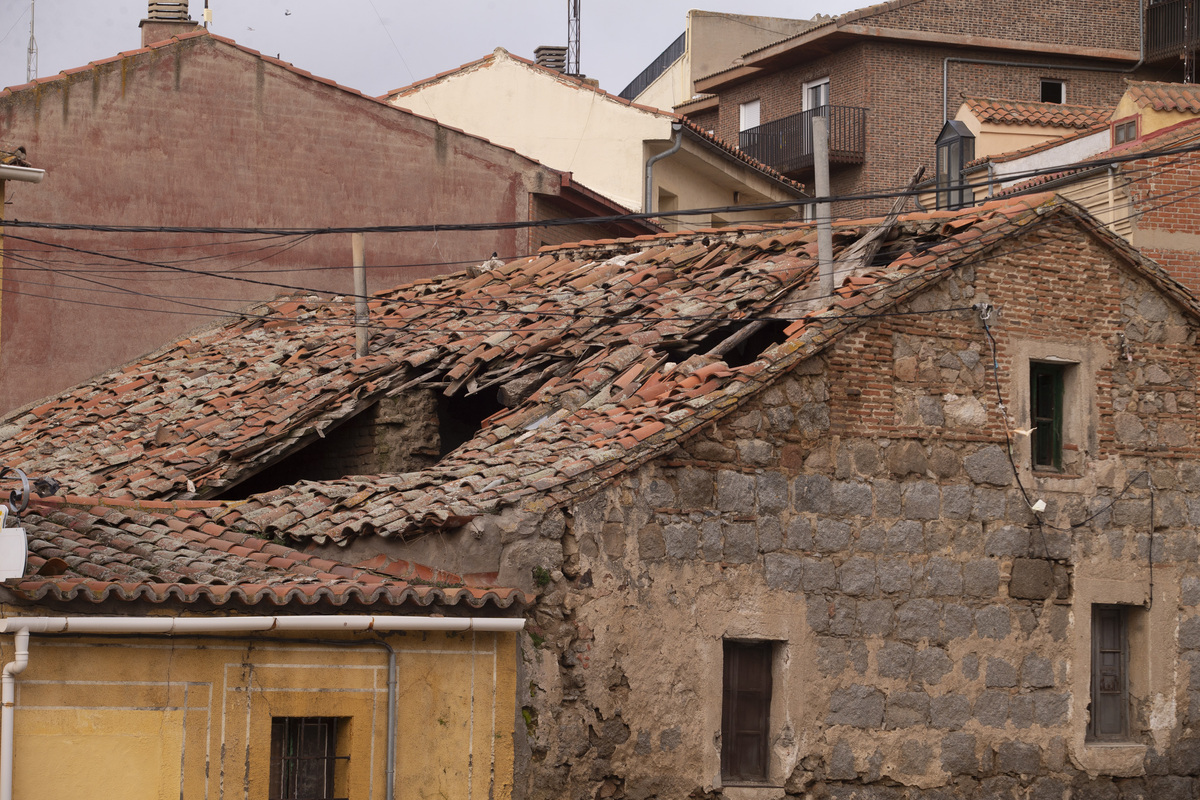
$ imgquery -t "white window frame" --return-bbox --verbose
[802,77,830,112]
[739,99,761,132]
[1041,79,1066,104]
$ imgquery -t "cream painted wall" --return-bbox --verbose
[394,51,670,212]
[2,627,518,800]
[392,49,800,220]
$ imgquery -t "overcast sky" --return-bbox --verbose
[0,1,863,98]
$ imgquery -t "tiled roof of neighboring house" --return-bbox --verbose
[383,49,803,194]
[4,194,1191,548]
[961,97,1113,129]
[992,117,1200,197]
[11,495,523,609]
[1125,80,1200,114]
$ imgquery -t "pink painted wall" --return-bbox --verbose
[0,33,573,412]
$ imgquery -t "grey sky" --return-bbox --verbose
[1,1,862,99]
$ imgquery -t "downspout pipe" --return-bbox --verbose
[0,629,27,800]
[942,0,1145,123]
[644,121,685,214]
[0,615,523,800]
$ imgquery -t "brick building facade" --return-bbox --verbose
[691,0,1175,218]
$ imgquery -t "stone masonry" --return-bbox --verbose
[500,219,1200,799]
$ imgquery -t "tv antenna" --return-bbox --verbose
[567,0,581,75]
[26,0,37,83]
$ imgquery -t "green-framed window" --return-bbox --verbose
[1030,362,1065,470]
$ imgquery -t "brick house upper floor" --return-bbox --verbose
[684,0,1180,217]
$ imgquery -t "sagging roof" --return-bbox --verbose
[10,495,523,611]
[4,194,1194,548]
[960,97,1114,129]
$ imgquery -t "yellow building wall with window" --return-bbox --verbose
[0,627,518,800]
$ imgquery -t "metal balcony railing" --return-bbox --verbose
[1146,0,1200,63]
[738,106,867,175]
[619,33,686,100]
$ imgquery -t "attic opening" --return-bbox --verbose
[214,387,504,501]
[684,319,790,368]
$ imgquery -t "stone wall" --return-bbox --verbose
[511,226,1200,799]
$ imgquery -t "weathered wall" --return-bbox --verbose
[0,626,518,799]
[511,221,1200,799]
[0,33,576,412]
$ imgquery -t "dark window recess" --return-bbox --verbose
[269,717,348,800]
[936,120,975,210]
[439,391,503,456]
[1041,80,1065,103]
[1090,606,1129,740]
[721,640,773,782]
[1114,119,1138,145]
[1030,362,1065,470]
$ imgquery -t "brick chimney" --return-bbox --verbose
[139,1,200,47]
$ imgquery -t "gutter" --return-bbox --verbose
[0,614,524,800]
[0,166,44,184]
[644,122,685,214]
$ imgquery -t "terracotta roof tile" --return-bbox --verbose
[1126,80,1200,114]
[962,97,1113,129]
[4,194,1192,552]
[12,496,524,611]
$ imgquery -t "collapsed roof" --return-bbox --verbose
[2,193,1192,548]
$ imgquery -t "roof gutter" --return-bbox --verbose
[0,614,523,800]
[943,0,1145,122]
[645,121,685,214]
[0,166,44,184]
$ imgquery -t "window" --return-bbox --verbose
[721,640,772,782]
[269,717,348,800]
[935,120,976,210]
[1030,361,1066,471]
[1090,606,1129,740]
[1113,118,1138,145]
[803,77,830,112]
[739,99,761,132]
[1041,79,1065,104]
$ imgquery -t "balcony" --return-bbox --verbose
[738,106,867,176]
[1146,0,1200,64]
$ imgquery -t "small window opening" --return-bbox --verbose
[1030,361,1066,471]
[936,120,976,210]
[1090,606,1129,741]
[1041,79,1065,104]
[722,640,773,782]
[269,717,349,800]
[1113,118,1137,145]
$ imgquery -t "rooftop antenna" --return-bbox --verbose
[25,0,37,83]
[567,0,580,75]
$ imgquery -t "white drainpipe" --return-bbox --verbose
[0,615,524,800]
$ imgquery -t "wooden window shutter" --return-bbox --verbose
[721,641,773,781]
[1090,606,1128,740]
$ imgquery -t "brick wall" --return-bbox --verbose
[712,36,1144,217]
[1126,144,1200,295]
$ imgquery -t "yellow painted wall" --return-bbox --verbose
[1113,94,1200,136]
[0,625,517,800]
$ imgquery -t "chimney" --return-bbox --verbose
[139,1,200,47]
[534,46,568,73]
